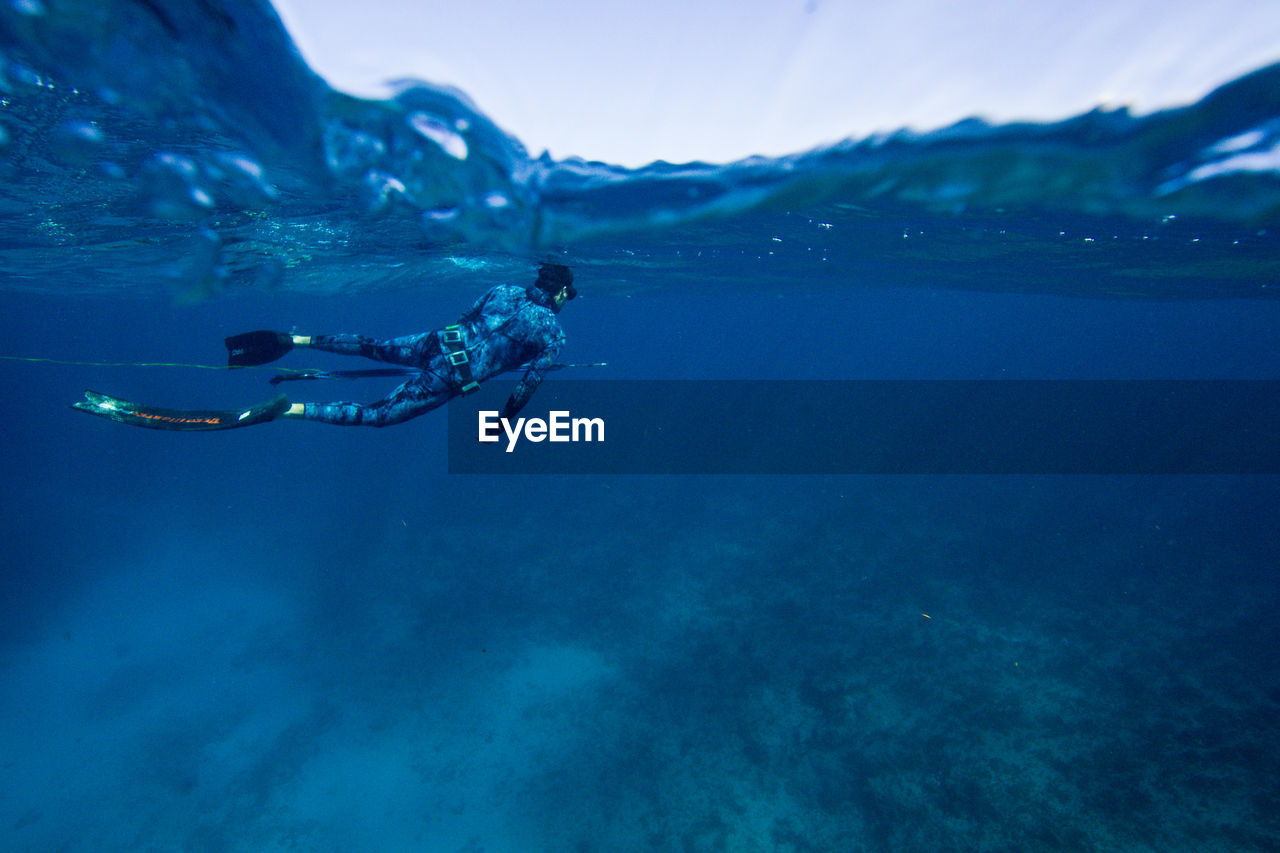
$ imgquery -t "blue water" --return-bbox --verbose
[2,1,1280,850]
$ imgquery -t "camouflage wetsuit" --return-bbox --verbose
[301,284,565,426]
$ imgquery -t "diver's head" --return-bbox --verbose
[534,262,576,312]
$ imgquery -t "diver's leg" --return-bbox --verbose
[301,332,436,367]
[284,374,452,427]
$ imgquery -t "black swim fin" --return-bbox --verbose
[225,330,293,367]
[72,390,290,431]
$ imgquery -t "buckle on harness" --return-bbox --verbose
[440,324,479,394]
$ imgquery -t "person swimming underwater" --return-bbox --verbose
[73,263,577,430]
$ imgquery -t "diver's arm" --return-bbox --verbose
[500,342,561,420]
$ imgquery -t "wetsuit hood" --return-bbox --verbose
[530,262,575,314]
[526,284,562,312]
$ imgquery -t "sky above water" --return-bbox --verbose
[272,0,1280,166]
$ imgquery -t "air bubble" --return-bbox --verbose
[94,161,125,180]
[143,152,215,218]
[7,63,42,88]
[363,170,408,213]
[9,0,46,16]
[420,207,463,242]
[210,152,279,205]
[408,112,468,160]
[424,207,459,222]
[51,120,105,165]
[324,122,385,179]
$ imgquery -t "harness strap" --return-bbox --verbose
[439,325,480,394]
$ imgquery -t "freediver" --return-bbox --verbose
[73,263,577,430]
